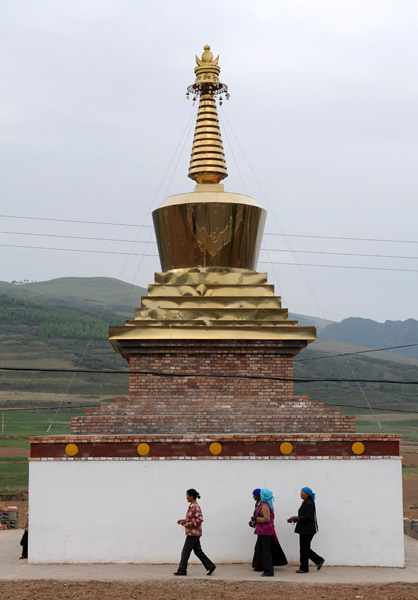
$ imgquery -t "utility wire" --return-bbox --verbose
[219,111,286,303]
[0,231,156,244]
[44,107,199,432]
[0,365,416,384]
[0,243,158,256]
[261,248,418,261]
[3,243,418,272]
[4,232,418,262]
[1,214,417,246]
[264,232,418,245]
[295,342,418,362]
[258,261,418,273]
[0,214,153,228]
[219,108,384,431]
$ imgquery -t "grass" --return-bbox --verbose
[402,466,418,478]
[0,463,28,493]
[0,438,30,449]
[0,411,75,493]
[356,416,418,443]
[0,412,75,436]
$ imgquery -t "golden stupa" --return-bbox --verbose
[109,46,316,352]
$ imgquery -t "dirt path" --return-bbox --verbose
[1,581,418,600]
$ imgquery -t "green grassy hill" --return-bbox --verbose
[0,277,147,314]
[0,277,417,418]
[294,337,418,414]
[0,283,132,409]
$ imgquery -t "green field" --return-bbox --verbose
[0,410,417,496]
[356,417,418,442]
[0,462,29,493]
[0,411,78,436]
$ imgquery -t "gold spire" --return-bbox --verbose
[187,45,229,184]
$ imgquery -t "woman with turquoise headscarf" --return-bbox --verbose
[287,487,325,574]
[253,488,275,576]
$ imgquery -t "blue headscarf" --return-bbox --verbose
[252,488,261,498]
[302,486,316,502]
[260,488,274,511]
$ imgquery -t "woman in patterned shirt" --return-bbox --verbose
[174,488,216,576]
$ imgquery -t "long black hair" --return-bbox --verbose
[187,488,201,500]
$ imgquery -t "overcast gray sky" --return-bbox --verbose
[1,0,417,323]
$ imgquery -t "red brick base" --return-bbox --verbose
[72,339,355,435]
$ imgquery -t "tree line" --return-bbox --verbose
[0,293,111,340]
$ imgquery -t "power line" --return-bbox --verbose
[1,215,417,245]
[261,248,418,261]
[5,232,418,261]
[295,342,418,362]
[320,402,418,415]
[0,404,100,412]
[0,243,158,257]
[0,214,153,228]
[0,365,417,384]
[0,231,156,244]
[3,243,418,272]
[264,232,418,245]
[258,261,418,273]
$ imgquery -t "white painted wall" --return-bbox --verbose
[28,458,404,567]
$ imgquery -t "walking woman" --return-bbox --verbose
[287,487,325,573]
[174,488,216,576]
[254,488,275,576]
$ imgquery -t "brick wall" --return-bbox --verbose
[73,339,355,435]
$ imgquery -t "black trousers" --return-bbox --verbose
[177,536,215,574]
[299,533,323,572]
[254,534,274,575]
[20,531,28,559]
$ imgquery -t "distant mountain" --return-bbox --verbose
[289,312,334,333]
[0,277,147,314]
[321,317,418,360]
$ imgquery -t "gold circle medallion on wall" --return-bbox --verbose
[209,442,222,455]
[352,442,365,455]
[280,442,293,455]
[65,443,79,457]
[137,443,150,456]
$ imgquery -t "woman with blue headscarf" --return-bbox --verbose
[287,487,325,574]
[253,488,275,576]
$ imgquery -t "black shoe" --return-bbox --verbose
[207,565,216,575]
[173,572,187,576]
[253,568,263,571]
[296,569,308,573]
[317,559,325,571]
[261,572,274,576]
[19,556,27,560]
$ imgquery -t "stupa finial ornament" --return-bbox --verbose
[196,44,218,66]
[187,45,229,184]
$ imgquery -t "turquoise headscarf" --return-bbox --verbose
[302,486,316,502]
[260,488,274,511]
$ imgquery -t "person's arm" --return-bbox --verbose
[256,504,270,524]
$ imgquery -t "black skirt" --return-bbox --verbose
[252,533,288,568]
